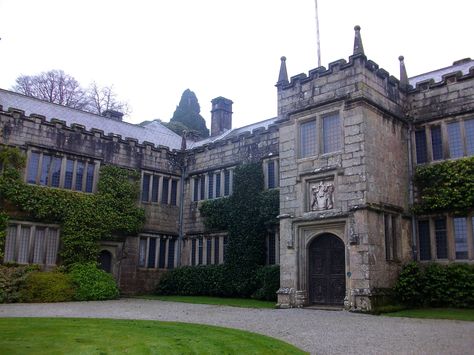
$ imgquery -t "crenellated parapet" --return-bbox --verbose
[277,51,407,121]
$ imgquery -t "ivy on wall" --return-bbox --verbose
[413,156,474,215]
[199,163,279,296]
[0,145,145,266]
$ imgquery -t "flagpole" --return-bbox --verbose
[314,0,321,67]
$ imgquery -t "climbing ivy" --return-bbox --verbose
[0,145,145,266]
[200,163,279,296]
[413,156,474,215]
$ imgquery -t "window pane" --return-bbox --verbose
[434,218,448,259]
[75,161,85,191]
[147,238,156,268]
[45,228,59,265]
[454,217,468,259]
[85,164,94,192]
[224,170,230,196]
[170,180,178,206]
[33,228,45,264]
[4,226,17,262]
[199,176,205,200]
[223,236,228,262]
[193,178,199,201]
[64,159,74,189]
[300,120,317,158]
[206,238,212,265]
[151,175,159,202]
[50,157,62,188]
[323,114,341,153]
[268,161,275,189]
[162,178,169,204]
[384,214,393,261]
[141,174,150,202]
[418,220,431,260]
[447,122,463,158]
[215,173,221,198]
[138,238,147,267]
[159,239,166,268]
[208,173,214,199]
[27,152,40,184]
[191,239,196,266]
[40,154,52,186]
[167,239,175,269]
[430,126,443,160]
[465,119,474,156]
[415,130,428,164]
[18,226,31,264]
[198,238,203,265]
[268,233,276,265]
[214,237,220,264]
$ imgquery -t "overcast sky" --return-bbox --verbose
[1,0,473,129]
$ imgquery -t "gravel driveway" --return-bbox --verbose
[1,299,473,354]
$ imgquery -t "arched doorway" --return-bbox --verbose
[99,250,112,273]
[308,233,345,305]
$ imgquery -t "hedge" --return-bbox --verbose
[394,262,474,308]
[156,264,280,301]
[20,271,75,303]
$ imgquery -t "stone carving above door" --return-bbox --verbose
[310,181,335,211]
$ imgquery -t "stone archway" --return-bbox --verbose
[99,250,113,273]
[308,233,345,305]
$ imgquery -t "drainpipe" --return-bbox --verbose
[407,125,417,261]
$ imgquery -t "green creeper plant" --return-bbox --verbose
[413,156,474,215]
[200,163,279,296]
[0,145,145,266]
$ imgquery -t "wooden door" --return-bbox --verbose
[308,234,345,305]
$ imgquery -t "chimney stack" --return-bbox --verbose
[210,97,233,137]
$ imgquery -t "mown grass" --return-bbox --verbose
[134,294,277,308]
[384,308,474,321]
[0,318,306,354]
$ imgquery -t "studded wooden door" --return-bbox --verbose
[308,234,345,305]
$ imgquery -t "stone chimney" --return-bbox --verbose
[210,97,233,137]
[102,109,124,121]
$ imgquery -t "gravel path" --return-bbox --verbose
[1,299,473,354]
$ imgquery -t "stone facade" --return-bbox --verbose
[1,27,473,309]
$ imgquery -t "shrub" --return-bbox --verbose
[394,262,474,308]
[0,265,38,303]
[69,262,119,301]
[252,265,280,301]
[20,271,75,303]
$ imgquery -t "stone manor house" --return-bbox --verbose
[1,27,473,310]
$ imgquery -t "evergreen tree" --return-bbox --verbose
[169,89,209,138]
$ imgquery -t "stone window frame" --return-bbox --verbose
[187,234,226,266]
[190,168,234,202]
[25,148,100,193]
[4,221,60,267]
[140,170,180,206]
[262,157,280,190]
[416,213,474,262]
[413,116,474,164]
[297,108,343,160]
[138,233,178,269]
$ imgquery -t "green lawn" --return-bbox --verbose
[384,308,474,321]
[0,318,306,354]
[135,294,277,308]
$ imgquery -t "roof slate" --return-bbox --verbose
[0,89,183,150]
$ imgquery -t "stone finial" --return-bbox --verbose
[276,56,289,87]
[399,55,409,89]
[353,25,364,55]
